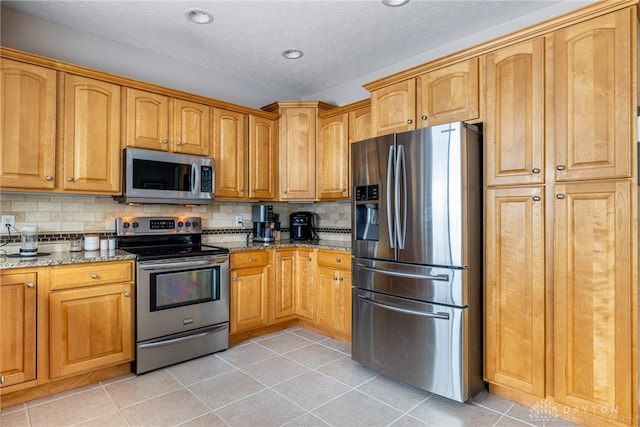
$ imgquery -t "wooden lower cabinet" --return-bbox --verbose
[553,180,633,421]
[48,262,134,379]
[295,249,315,320]
[315,250,352,338]
[484,186,545,397]
[0,271,37,388]
[275,248,296,320]
[230,250,270,333]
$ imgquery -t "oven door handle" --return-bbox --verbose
[139,258,228,271]
[138,324,228,350]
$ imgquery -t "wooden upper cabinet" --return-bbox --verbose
[122,88,171,151]
[248,115,276,200]
[173,99,211,156]
[416,57,479,128]
[212,108,248,199]
[0,59,57,190]
[0,271,37,388]
[485,39,545,186]
[348,104,372,143]
[61,74,121,194]
[484,186,545,397]
[553,180,632,420]
[318,113,350,200]
[550,9,632,181]
[371,79,416,136]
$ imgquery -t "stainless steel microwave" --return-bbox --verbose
[115,148,215,204]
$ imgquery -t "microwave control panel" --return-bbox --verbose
[201,166,213,193]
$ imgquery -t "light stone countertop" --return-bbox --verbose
[0,249,136,270]
[217,239,351,253]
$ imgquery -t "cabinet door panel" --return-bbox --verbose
[318,114,349,200]
[416,58,479,128]
[123,88,170,151]
[50,283,133,379]
[213,108,248,198]
[0,272,37,387]
[230,267,268,332]
[62,74,121,193]
[279,108,316,200]
[485,39,545,186]
[371,79,415,136]
[0,59,56,190]
[484,187,545,396]
[249,116,276,199]
[554,180,632,418]
[174,99,211,156]
[275,249,296,319]
[296,250,315,320]
[551,9,632,180]
[348,106,372,143]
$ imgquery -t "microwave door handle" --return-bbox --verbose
[386,145,395,249]
[191,163,197,194]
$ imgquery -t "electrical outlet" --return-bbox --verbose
[235,215,243,227]
[2,215,15,230]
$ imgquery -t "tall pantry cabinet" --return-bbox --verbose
[484,6,637,425]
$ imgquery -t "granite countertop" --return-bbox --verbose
[218,240,351,253]
[0,249,136,270]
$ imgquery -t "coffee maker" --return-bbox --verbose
[290,212,317,241]
[252,204,275,243]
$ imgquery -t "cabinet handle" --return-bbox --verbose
[67,177,74,182]
[26,282,35,288]
[176,140,183,145]
[0,375,4,385]
[532,168,540,174]
[532,196,541,202]
[556,194,565,200]
[406,119,413,124]
[45,175,53,181]
[124,292,130,298]
[556,165,565,171]
[162,139,169,144]
[91,274,99,279]
[421,115,427,120]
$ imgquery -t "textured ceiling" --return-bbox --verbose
[3,0,590,104]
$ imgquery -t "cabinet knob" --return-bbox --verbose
[162,139,168,144]
[556,194,565,200]
[26,282,35,288]
[421,115,427,120]
[233,277,238,282]
[124,292,130,298]
[333,277,338,281]
[342,188,346,192]
[239,188,244,192]
[532,196,541,202]
[339,276,344,281]
[248,257,253,262]
[67,177,74,182]
[282,190,287,194]
[176,140,183,145]
[556,165,566,171]
[91,274,99,279]
[308,257,312,262]
[0,375,4,385]
[45,175,53,181]
[336,258,341,263]
[406,119,413,124]
[532,168,540,174]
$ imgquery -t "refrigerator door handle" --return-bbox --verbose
[396,144,407,249]
[357,294,450,320]
[386,145,395,249]
[356,264,450,281]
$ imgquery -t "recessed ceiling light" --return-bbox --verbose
[185,9,213,24]
[382,0,409,6]
[282,49,304,60]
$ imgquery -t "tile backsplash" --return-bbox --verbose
[0,193,352,243]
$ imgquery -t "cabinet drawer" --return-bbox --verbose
[317,251,350,269]
[49,261,134,291]
[230,250,269,269]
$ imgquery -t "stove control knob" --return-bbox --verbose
[193,221,199,227]
[132,222,139,228]
[122,222,130,229]
[185,221,192,228]
[178,222,184,228]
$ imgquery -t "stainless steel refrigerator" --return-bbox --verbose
[351,121,484,402]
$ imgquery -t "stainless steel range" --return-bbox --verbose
[116,216,229,374]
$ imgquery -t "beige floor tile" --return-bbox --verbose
[470,388,515,414]
[28,388,118,427]
[178,411,228,427]
[121,388,209,427]
[312,389,403,426]
[25,382,102,407]
[242,355,310,386]
[290,328,332,343]
[285,343,346,369]
[409,394,503,426]
[273,371,351,410]
[283,413,331,426]
[166,353,236,386]
[105,369,182,408]
[357,374,431,412]
[506,402,580,426]
[100,372,136,386]
[318,337,351,355]
[389,415,430,426]
[495,415,536,426]
[75,410,130,427]
[257,332,315,354]
[317,357,378,387]
[188,370,264,410]
[1,408,30,427]
[217,341,278,368]
[216,389,305,426]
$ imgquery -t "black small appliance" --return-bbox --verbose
[290,212,317,241]
[253,204,275,243]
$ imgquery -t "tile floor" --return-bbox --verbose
[1,327,579,427]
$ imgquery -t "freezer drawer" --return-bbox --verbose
[352,289,483,402]
[352,257,466,307]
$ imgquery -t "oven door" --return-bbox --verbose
[136,256,229,342]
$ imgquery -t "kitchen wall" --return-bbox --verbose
[0,193,351,246]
